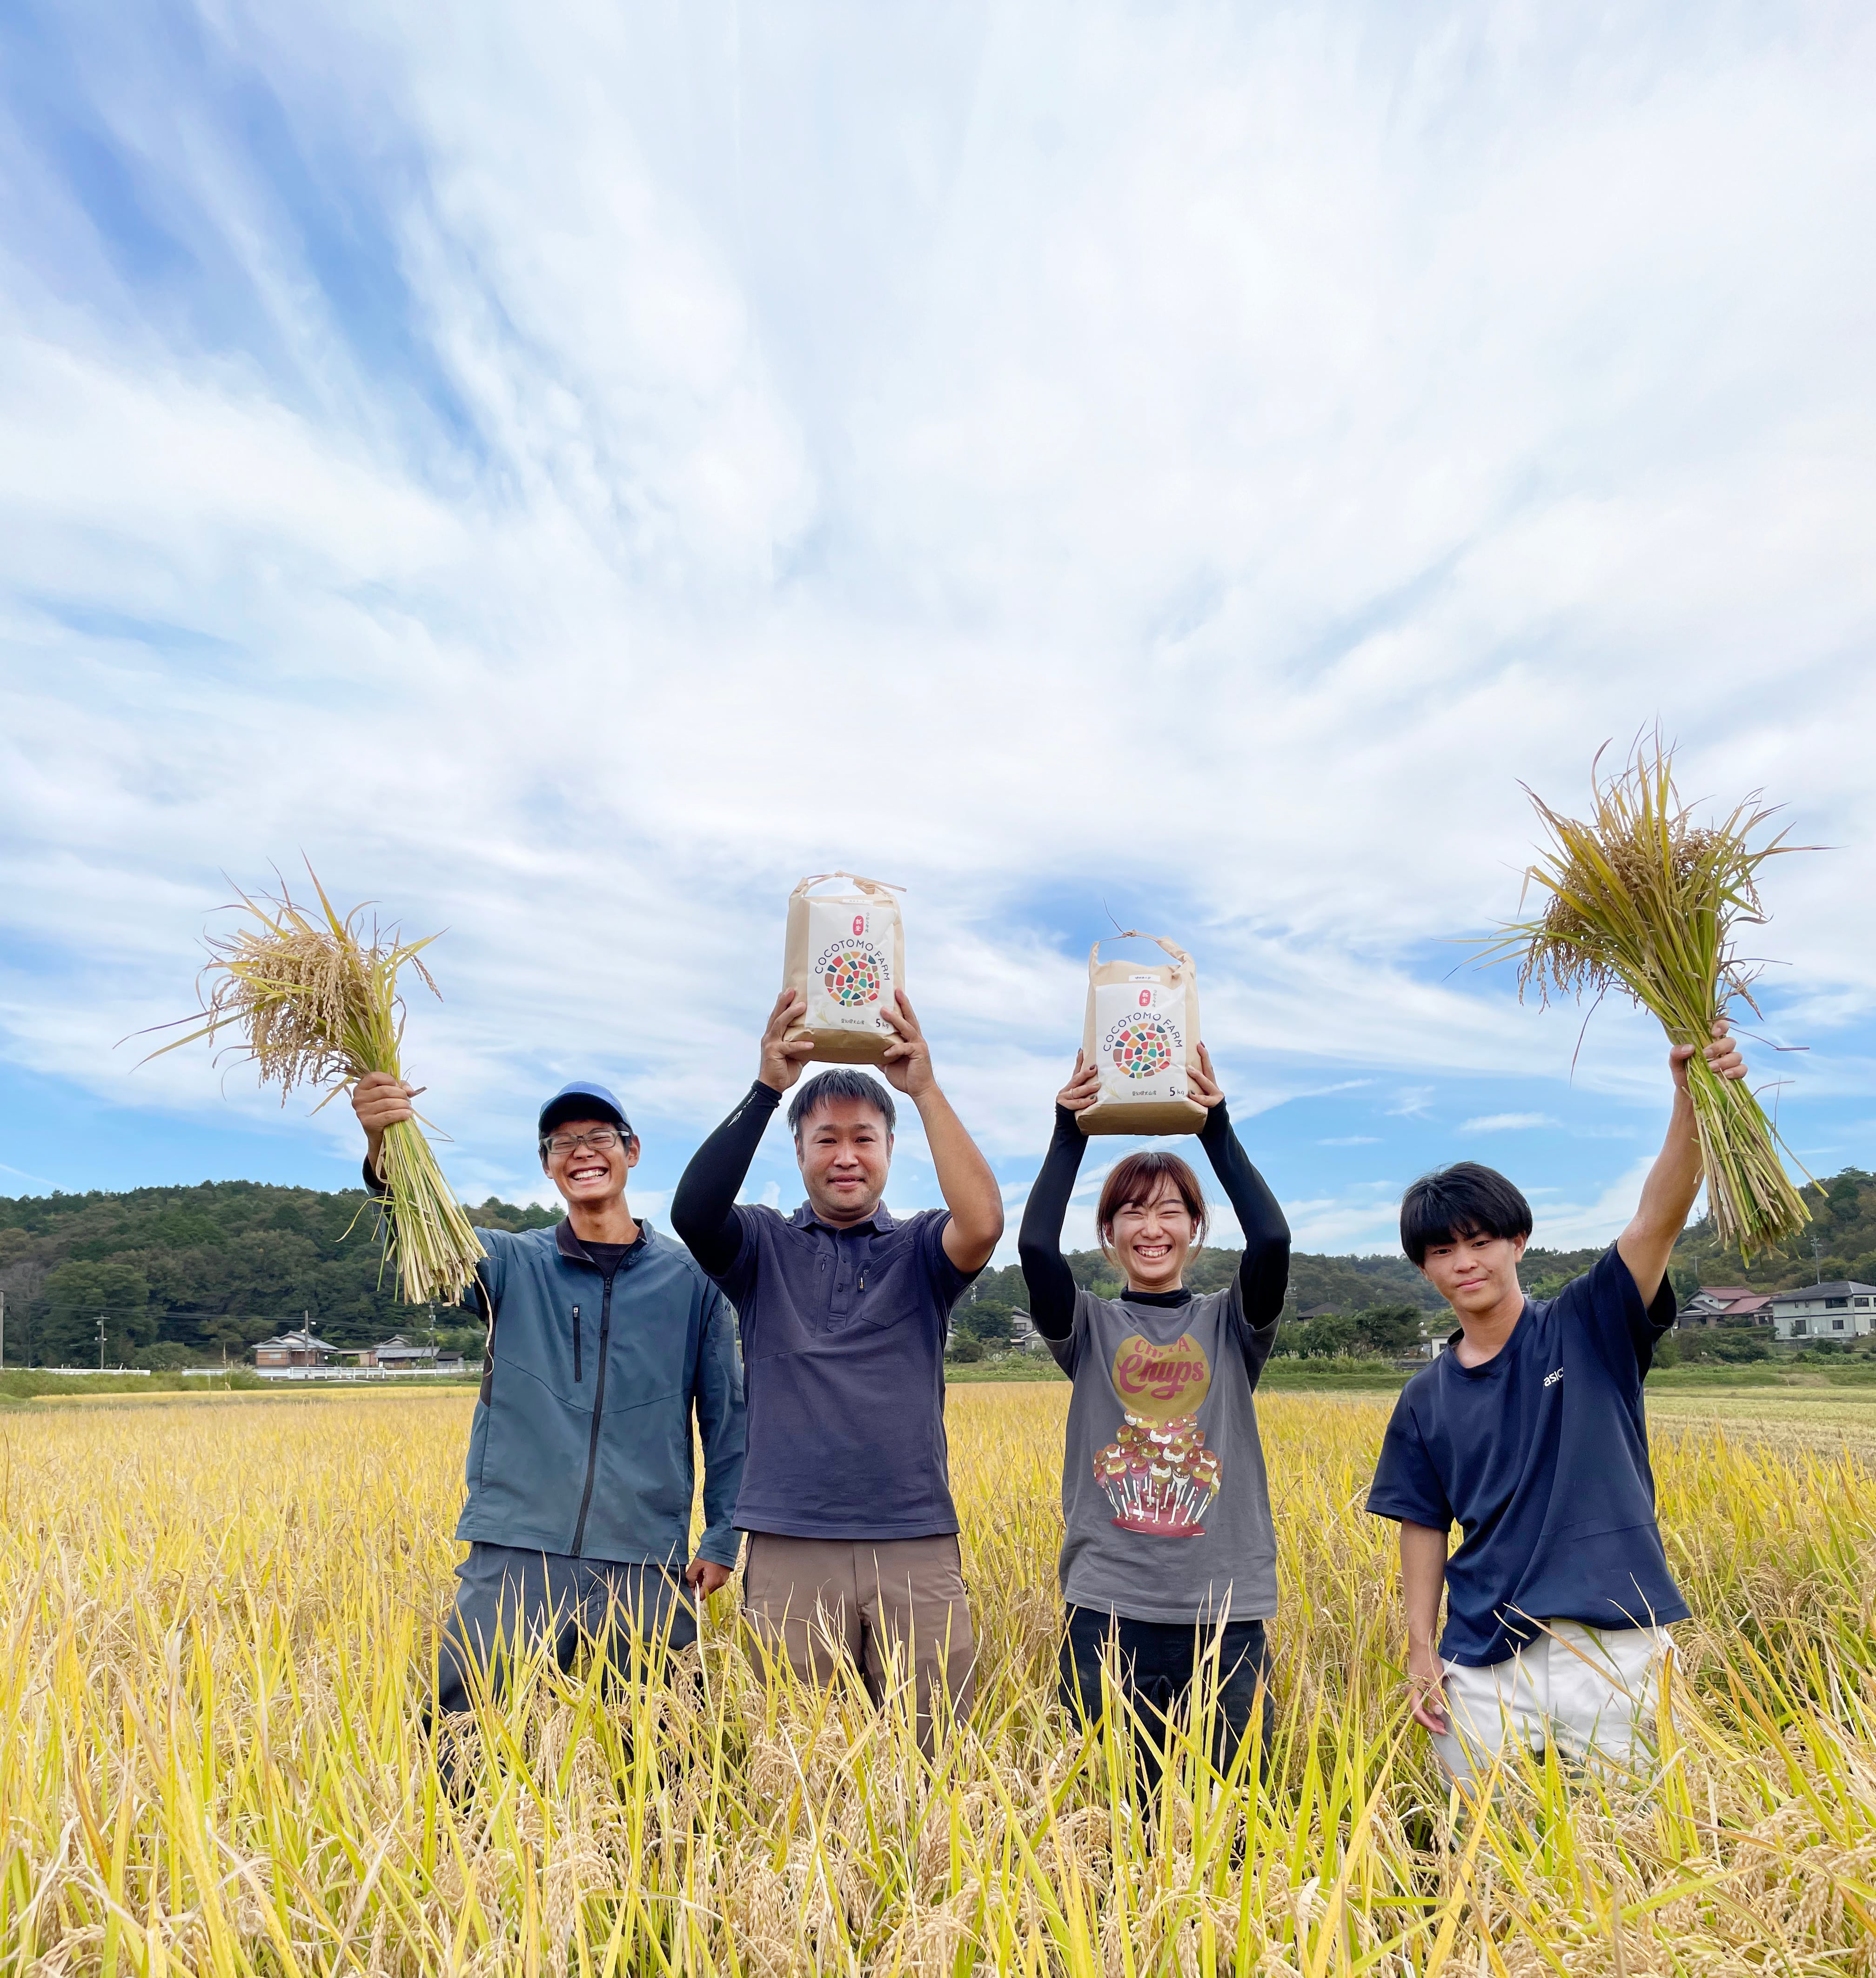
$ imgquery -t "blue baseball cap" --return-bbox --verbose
[537,1081,633,1139]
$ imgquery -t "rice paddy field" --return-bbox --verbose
[2,1383,1872,1975]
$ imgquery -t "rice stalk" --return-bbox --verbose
[1479,736,1815,1256]
[6,1385,1876,1976]
[146,869,485,1305]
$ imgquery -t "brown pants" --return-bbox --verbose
[742,1532,977,1750]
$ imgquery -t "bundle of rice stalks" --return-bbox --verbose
[149,870,485,1304]
[1481,738,1813,1256]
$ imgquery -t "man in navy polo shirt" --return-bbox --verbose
[672,986,1004,1751]
[351,1071,745,1737]
[1367,1020,1747,1784]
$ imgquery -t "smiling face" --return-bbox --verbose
[795,1094,893,1226]
[1417,1227,1528,1319]
[540,1116,638,1215]
[1106,1175,1197,1295]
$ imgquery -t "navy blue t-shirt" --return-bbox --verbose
[1367,1246,1689,1665]
[711,1200,975,1541]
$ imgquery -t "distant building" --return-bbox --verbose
[1769,1282,1876,1342]
[253,1329,336,1372]
[345,1335,465,1371]
[1008,1310,1050,1356]
[1677,1286,1774,1330]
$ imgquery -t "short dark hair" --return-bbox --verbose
[1097,1151,1210,1256]
[1399,1162,1533,1266]
[788,1069,897,1139]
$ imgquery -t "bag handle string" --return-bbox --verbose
[793,871,905,899]
[1088,932,1193,972]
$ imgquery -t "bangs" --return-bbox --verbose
[1399,1163,1533,1266]
[1096,1151,1210,1251]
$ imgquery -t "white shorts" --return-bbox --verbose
[1434,1620,1675,1785]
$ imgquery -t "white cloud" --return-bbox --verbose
[1459,1112,1561,1133]
[2,1,1874,1222]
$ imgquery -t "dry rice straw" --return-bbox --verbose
[1479,738,1816,1258]
[147,870,485,1305]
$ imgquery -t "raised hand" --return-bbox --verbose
[351,1070,421,1169]
[1188,1041,1225,1110]
[1056,1048,1101,1113]
[1670,1016,1747,1092]
[758,989,817,1094]
[879,990,936,1098]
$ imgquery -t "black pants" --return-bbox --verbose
[436,1542,697,1715]
[1059,1606,1275,1798]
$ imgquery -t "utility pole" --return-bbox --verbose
[1813,1233,1825,1285]
[98,1314,107,1371]
[0,1286,6,1372]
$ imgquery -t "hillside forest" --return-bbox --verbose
[0,1168,1869,1370]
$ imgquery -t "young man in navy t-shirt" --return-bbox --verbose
[1367,1020,1747,1784]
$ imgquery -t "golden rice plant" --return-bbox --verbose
[1482,737,1814,1256]
[148,869,485,1304]
[4,1383,1875,1975]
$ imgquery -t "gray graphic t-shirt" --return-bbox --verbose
[1048,1282,1280,1625]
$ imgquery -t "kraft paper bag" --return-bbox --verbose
[783,872,906,1065]
[1078,933,1206,1136]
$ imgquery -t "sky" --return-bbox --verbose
[2,0,1874,1263]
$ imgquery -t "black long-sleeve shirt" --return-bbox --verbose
[1016,1101,1290,1341]
[670,1080,783,1274]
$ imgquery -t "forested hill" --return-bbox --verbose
[3,1167,1869,1369]
[0,1181,558,1368]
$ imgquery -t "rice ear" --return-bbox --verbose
[1477,735,1818,1257]
[149,869,484,1303]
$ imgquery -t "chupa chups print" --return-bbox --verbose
[1078,932,1206,1136]
[1095,1331,1219,1535]
[782,872,907,1065]
[1094,1413,1221,1536]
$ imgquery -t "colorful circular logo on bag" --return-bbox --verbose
[824,950,882,1007]
[1109,1016,1174,1079]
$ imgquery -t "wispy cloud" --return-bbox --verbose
[1459,1112,1561,1133]
[1,1,1873,1243]
[1319,1136,1381,1146]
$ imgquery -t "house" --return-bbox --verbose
[1769,1282,1876,1342]
[253,1329,337,1373]
[362,1335,465,1371]
[1676,1286,1774,1329]
[1008,1310,1050,1356]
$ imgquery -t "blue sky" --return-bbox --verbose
[3,1,1874,1258]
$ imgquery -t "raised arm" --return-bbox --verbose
[671,990,813,1278]
[351,1070,419,1182]
[1016,1053,1099,1340]
[879,991,1004,1273]
[1189,1045,1290,1329]
[1615,1018,1747,1304]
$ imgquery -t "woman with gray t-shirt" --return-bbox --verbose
[1017,1042,1291,1798]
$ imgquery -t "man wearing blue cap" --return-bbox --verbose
[351,1070,746,1726]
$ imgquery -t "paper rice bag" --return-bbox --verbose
[1078,933,1206,1136]
[783,872,906,1064]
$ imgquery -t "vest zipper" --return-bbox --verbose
[572,1303,583,1383]
[570,1271,615,1557]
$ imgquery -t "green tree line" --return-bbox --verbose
[4,1168,1869,1370]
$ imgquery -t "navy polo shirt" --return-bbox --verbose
[1367,1245,1689,1665]
[711,1198,976,1540]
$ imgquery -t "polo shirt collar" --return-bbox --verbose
[791,1199,897,1236]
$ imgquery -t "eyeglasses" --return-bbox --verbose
[543,1128,628,1157]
